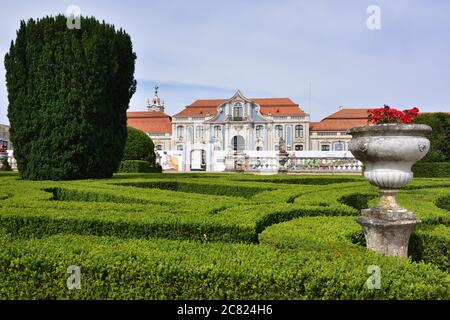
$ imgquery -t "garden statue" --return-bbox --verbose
[278,137,289,174]
[348,106,431,257]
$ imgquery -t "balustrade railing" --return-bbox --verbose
[230,155,362,173]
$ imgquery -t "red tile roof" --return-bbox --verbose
[127,111,172,134]
[174,98,307,117]
[311,108,369,131]
[325,108,370,119]
[310,108,450,131]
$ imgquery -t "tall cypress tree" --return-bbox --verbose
[4,15,136,180]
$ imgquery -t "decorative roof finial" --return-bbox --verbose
[147,85,165,113]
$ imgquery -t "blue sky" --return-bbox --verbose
[1,0,449,124]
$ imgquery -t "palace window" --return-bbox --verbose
[295,144,304,151]
[256,125,264,138]
[156,145,163,151]
[196,126,204,138]
[187,126,194,144]
[256,146,263,151]
[213,125,222,139]
[333,142,344,151]
[176,126,184,139]
[295,125,304,138]
[321,145,330,151]
[233,102,244,120]
[275,125,283,139]
[177,145,183,151]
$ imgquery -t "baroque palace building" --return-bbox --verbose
[127,89,369,171]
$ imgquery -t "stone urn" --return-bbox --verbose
[347,124,432,257]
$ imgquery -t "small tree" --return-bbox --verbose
[415,113,450,162]
[122,127,156,165]
[4,15,136,180]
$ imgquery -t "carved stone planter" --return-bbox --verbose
[347,124,432,257]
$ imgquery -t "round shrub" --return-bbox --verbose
[122,127,156,165]
[4,15,136,180]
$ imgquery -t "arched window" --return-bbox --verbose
[232,135,245,151]
[256,125,263,138]
[275,125,283,139]
[233,102,243,120]
[187,126,194,144]
[295,125,304,138]
[321,145,330,151]
[196,126,204,138]
[295,144,304,151]
[176,126,184,139]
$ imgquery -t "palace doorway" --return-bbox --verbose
[190,149,206,171]
[232,135,245,152]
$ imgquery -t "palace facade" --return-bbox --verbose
[127,90,369,171]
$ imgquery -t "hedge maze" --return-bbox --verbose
[0,172,448,299]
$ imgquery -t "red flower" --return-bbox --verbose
[367,105,419,125]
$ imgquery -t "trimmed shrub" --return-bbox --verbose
[1,158,12,171]
[410,225,450,272]
[0,233,448,300]
[118,160,162,173]
[116,181,270,198]
[435,194,450,211]
[412,162,450,178]
[0,173,448,299]
[4,15,136,180]
[338,193,377,210]
[122,127,156,164]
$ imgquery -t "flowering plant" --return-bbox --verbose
[0,147,6,153]
[368,105,419,125]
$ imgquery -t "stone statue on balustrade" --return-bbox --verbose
[278,137,289,174]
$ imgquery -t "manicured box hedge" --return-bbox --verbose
[0,173,448,299]
[118,160,162,173]
[0,232,448,300]
[412,162,450,178]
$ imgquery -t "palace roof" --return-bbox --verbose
[310,108,369,131]
[127,111,172,134]
[174,98,308,117]
[310,108,450,131]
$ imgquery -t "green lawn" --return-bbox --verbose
[0,172,448,299]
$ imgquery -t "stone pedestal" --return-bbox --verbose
[224,155,235,172]
[357,189,420,257]
[278,153,288,175]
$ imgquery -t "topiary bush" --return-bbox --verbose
[122,127,156,165]
[1,158,12,171]
[118,160,162,173]
[4,15,136,180]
